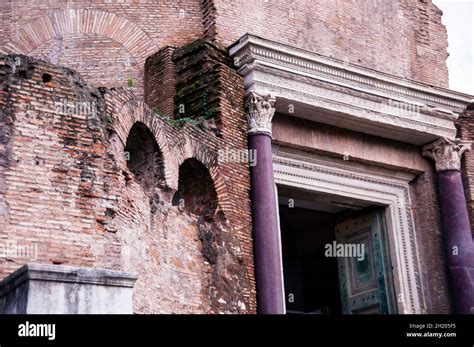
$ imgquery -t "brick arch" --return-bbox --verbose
[3,8,158,71]
[108,91,231,214]
[174,157,219,218]
[178,136,231,216]
[110,95,178,190]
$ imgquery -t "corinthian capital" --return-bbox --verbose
[245,91,276,135]
[422,138,471,172]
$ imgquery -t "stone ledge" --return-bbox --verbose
[0,264,138,314]
[0,264,138,297]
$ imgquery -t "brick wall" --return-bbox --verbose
[0,0,204,97]
[1,0,450,92]
[145,46,177,117]
[410,168,452,313]
[0,50,255,313]
[205,0,449,87]
[0,54,119,275]
[171,41,257,310]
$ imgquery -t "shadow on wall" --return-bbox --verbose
[172,158,218,220]
[124,122,166,193]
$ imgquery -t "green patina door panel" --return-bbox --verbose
[335,208,397,314]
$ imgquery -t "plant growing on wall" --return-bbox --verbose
[152,108,210,131]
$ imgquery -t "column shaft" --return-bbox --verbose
[423,137,474,314]
[248,133,285,314]
[438,170,474,314]
[245,91,285,314]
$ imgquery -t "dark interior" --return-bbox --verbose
[279,204,342,314]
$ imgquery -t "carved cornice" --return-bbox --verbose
[422,138,471,172]
[254,73,456,140]
[230,34,471,112]
[245,91,276,135]
[229,34,473,144]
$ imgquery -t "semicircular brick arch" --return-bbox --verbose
[3,8,158,71]
[179,136,231,216]
[109,92,178,190]
[107,90,232,216]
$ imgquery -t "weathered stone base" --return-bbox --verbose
[0,264,137,314]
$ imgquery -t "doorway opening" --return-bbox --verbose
[278,186,397,315]
[280,204,340,314]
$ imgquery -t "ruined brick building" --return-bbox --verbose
[0,0,473,314]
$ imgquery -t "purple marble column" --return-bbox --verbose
[246,92,285,314]
[423,138,474,314]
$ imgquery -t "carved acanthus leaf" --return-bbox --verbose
[245,91,276,135]
[422,138,471,172]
